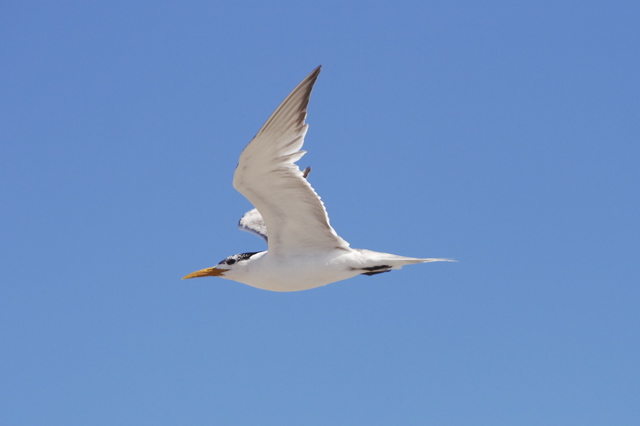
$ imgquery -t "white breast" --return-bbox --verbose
[225,249,361,292]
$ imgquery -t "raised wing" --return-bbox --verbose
[237,167,312,243]
[238,208,268,242]
[233,67,349,255]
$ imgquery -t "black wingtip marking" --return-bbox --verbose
[358,265,392,276]
[361,265,392,272]
[361,270,391,276]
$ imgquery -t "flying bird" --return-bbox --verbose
[183,66,452,291]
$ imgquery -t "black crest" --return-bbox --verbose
[218,251,261,266]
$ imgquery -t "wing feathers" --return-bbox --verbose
[233,67,349,254]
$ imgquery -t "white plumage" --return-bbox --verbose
[183,66,452,292]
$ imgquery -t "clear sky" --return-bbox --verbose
[2,1,639,425]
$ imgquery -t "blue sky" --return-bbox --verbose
[2,1,639,424]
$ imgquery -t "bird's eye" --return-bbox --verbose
[227,258,236,265]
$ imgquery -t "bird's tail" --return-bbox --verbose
[353,249,455,275]
[387,256,456,268]
[404,257,455,265]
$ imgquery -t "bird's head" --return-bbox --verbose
[182,251,262,280]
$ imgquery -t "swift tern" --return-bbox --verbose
[183,66,452,291]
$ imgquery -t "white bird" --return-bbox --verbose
[183,66,452,291]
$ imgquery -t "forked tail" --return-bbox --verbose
[353,249,455,276]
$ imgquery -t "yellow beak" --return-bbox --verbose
[182,267,226,279]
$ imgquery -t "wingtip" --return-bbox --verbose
[305,65,322,84]
[303,65,322,85]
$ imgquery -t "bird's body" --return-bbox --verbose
[213,248,436,292]
[183,66,452,292]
